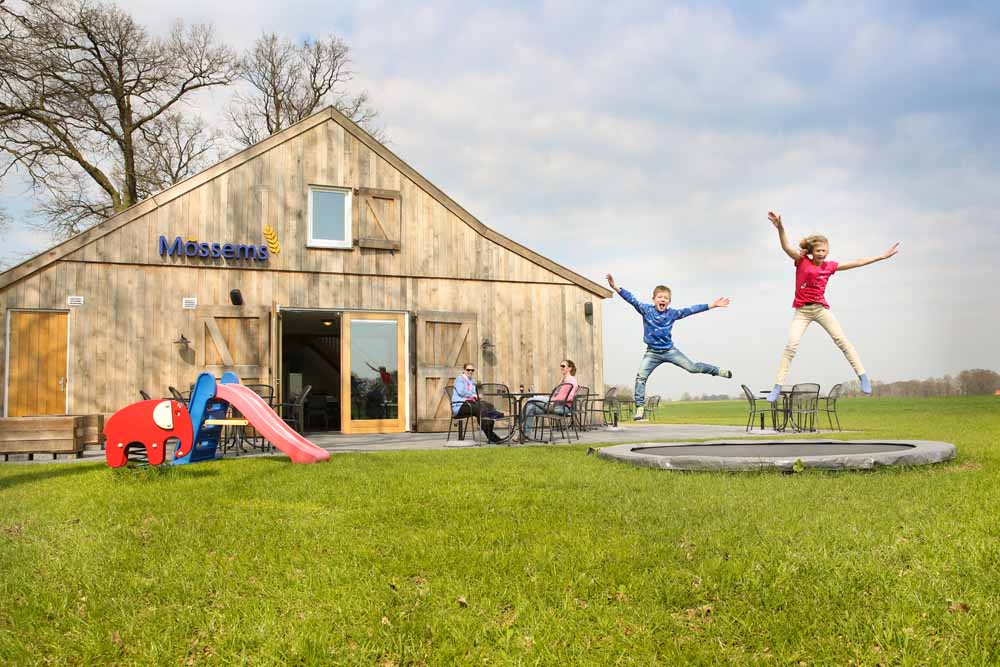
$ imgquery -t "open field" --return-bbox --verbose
[2,396,999,665]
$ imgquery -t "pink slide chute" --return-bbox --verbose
[214,383,330,464]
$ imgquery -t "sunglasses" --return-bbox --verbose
[559,364,568,368]
[465,368,475,372]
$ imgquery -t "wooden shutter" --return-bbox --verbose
[415,311,478,432]
[354,187,401,251]
[196,305,270,382]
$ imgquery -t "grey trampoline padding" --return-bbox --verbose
[633,442,914,457]
[598,439,957,471]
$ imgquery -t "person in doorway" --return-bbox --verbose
[451,363,501,443]
[522,359,579,436]
[606,273,732,421]
[764,211,899,402]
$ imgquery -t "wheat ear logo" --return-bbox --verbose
[263,225,281,255]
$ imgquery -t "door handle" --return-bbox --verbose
[58,377,66,392]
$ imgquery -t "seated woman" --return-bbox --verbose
[522,359,579,436]
[451,363,501,443]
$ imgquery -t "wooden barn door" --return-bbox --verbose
[415,311,478,432]
[196,306,271,383]
[5,310,69,417]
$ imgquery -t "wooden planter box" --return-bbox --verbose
[0,416,86,460]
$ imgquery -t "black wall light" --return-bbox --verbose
[229,289,243,306]
[584,302,594,317]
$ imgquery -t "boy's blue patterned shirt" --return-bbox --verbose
[618,288,709,350]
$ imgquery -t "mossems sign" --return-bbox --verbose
[158,236,269,262]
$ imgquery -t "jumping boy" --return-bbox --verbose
[606,274,733,420]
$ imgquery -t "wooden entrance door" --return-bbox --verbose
[414,311,478,432]
[340,312,407,434]
[6,310,69,416]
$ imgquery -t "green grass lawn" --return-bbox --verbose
[2,396,999,666]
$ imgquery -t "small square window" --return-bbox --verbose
[308,186,352,248]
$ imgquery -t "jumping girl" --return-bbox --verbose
[765,211,899,402]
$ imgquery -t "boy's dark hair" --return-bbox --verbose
[652,285,671,298]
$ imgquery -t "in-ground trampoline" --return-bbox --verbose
[598,440,956,472]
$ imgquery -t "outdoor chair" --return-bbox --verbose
[741,384,776,432]
[138,389,152,400]
[788,383,821,432]
[530,382,579,444]
[305,392,334,431]
[646,395,661,420]
[167,386,191,403]
[571,386,591,431]
[820,383,844,432]
[475,383,517,444]
[279,385,312,434]
[443,384,476,442]
[586,387,610,428]
[602,387,625,426]
[244,383,274,407]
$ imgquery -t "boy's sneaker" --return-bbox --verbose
[860,373,872,394]
[633,406,645,421]
[719,369,733,379]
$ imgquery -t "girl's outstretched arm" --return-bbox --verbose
[768,211,801,261]
[838,243,900,271]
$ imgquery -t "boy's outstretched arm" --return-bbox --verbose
[607,273,644,313]
[768,211,801,261]
[606,273,620,293]
[838,243,900,271]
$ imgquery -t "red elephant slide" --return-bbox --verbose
[104,399,193,467]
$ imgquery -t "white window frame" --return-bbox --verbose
[307,185,353,249]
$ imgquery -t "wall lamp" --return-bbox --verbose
[173,334,191,347]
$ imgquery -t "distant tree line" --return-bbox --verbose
[841,369,1000,398]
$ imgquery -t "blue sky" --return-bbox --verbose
[3,0,998,398]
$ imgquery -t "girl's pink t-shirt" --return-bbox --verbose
[553,374,579,403]
[793,256,839,308]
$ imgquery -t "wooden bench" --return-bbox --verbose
[0,416,87,460]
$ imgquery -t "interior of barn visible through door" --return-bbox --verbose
[4,309,70,417]
[276,308,408,434]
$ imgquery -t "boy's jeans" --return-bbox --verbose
[634,347,719,406]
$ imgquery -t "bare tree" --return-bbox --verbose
[228,32,384,147]
[0,0,234,237]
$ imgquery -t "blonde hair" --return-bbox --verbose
[652,285,671,299]
[562,359,577,376]
[799,235,829,256]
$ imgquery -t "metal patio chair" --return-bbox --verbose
[742,384,776,432]
[444,384,476,442]
[530,382,578,444]
[820,383,844,432]
[279,385,312,434]
[476,383,517,444]
[788,383,821,432]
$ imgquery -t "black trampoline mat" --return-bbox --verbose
[633,442,915,458]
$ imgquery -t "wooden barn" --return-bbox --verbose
[0,107,610,435]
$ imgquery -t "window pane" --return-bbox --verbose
[312,189,347,242]
[349,320,399,421]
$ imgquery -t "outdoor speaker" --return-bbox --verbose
[584,302,593,317]
[229,289,244,306]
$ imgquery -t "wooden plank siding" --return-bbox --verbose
[0,112,607,423]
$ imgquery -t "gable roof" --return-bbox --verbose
[0,106,612,298]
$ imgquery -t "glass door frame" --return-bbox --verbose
[340,311,408,434]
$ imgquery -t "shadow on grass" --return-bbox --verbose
[0,463,99,491]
